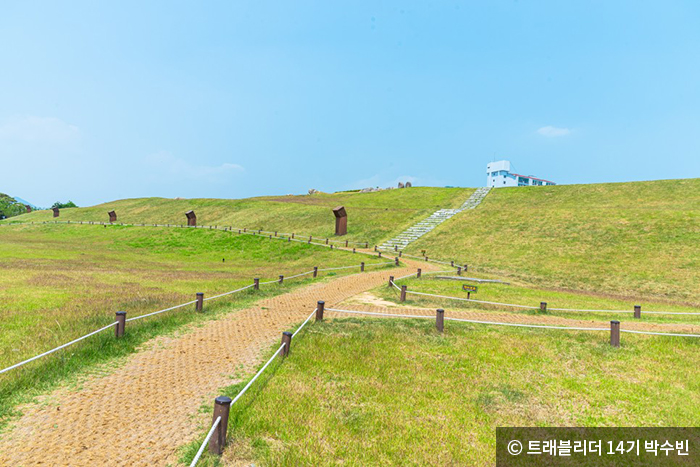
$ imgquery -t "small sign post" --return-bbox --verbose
[462,284,478,299]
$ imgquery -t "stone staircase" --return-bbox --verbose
[379,187,491,252]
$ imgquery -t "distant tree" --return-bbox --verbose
[51,201,78,209]
[0,193,26,218]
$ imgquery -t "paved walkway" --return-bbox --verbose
[0,259,427,466]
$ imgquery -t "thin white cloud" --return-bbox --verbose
[0,116,80,143]
[537,126,571,137]
[144,151,244,183]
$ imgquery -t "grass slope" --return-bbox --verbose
[0,223,392,427]
[408,179,700,305]
[188,318,699,466]
[5,187,472,245]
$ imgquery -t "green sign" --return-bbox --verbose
[462,284,478,293]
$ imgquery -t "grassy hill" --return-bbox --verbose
[407,179,700,306]
[5,187,473,245]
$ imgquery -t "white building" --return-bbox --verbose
[486,160,555,188]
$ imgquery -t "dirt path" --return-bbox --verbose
[0,259,428,466]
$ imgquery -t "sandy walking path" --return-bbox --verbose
[0,260,426,466]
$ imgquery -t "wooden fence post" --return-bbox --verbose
[464,264,468,272]
[634,305,641,319]
[389,276,394,287]
[115,311,126,337]
[281,331,292,357]
[361,262,365,272]
[196,293,204,312]
[417,268,422,278]
[254,278,259,290]
[610,320,620,347]
[540,302,547,312]
[374,245,378,252]
[457,266,462,276]
[436,309,444,333]
[316,300,325,321]
[399,251,402,257]
[400,285,407,302]
[313,266,318,278]
[279,275,284,284]
[353,248,356,253]
[208,396,232,455]
[395,257,399,266]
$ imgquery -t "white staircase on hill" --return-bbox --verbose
[379,187,491,252]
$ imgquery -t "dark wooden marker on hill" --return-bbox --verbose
[108,210,117,223]
[185,210,197,226]
[52,207,60,218]
[333,206,347,236]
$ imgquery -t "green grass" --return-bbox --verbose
[407,179,700,305]
[372,275,700,326]
[185,318,700,466]
[4,187,473,245]
[0,223,393,428]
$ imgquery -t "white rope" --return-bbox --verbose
[231,343,286,406]
[293,309,317,338]
[125,301,198,322]
[318,260,393,272]
[189,415,221,467]
[0,322,118,374]
[405,290,534,308]
[549,306,700,315]
[394,272,418,281]
[203,284,256,301]
[317,264,361,272]
[327,308,433,320]
[619,329,700,338]
[283,270,316,280]
[400,287,699,316]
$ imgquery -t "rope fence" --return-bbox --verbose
[0,322,118,375]
[389,279,700,317]
[190,307,316,465]
[0,220,370,246]
[324,307,700,338]
[0,260,395,376]
[191,296,700,464]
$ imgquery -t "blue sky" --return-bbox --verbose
[1,1,699,206]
